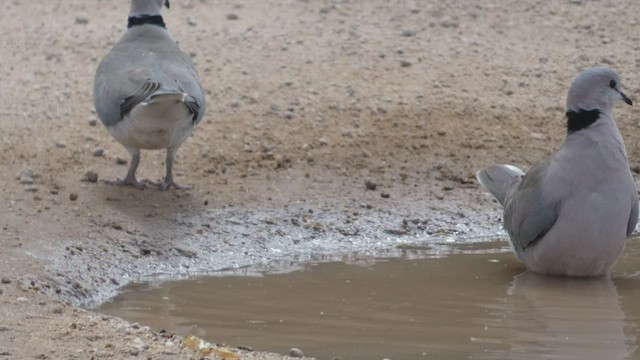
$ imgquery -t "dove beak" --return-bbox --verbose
[621,91,633,106]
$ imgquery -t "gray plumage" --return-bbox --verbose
[93,0,205,190]
[477,67,638,276]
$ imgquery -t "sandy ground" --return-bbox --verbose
[2,0,640,358]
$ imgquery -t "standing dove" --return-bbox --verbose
[94,0,205,190]
[476,67,638,276]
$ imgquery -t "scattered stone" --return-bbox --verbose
[52,307,63,314]
[237,345,253,351]
[284,111,294,119]
[16,168,34,184]
[440,18,459,28]
[92,147,104,157]
[111,223,123,231]
[69,193,79,201]
[16,297,28,303]
[365,180,377,191]
[25,185,38,193]
[317,137,328,146]
[289,348,304,358]
[130,338,148,355]
[115,157,128,165]
[400,60,412,68]
[1,277,10,284]
[0,326,11,332]
[530,132,545,140]
[381,192,391,198]
[75,16,89,25]
[386,228,406,235]
[83,170,99,183]
[54,141,67,148]
[226,13,239,20]
[401,29,417,37]
[50,188,59,195]
[187,16,198,27]
[88,117,98,126]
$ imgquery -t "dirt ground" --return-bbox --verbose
[2,0,640,358]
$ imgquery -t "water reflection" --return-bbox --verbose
[476,272,637,360]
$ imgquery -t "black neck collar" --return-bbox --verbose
[566,108,601,134]
[127,15,166,29]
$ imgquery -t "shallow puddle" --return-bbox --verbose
[101,239,640,359]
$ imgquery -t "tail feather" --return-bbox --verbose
[476,164,525,206]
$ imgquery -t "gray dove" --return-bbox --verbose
[476,67,638,276]
[94,0,205,190]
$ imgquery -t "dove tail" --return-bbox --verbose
[476,164,525,206]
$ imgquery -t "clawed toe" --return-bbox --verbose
[145,178,191,190]
[101,177,145,189]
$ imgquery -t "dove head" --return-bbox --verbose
[130,0,170,17]
[566,67,632,114]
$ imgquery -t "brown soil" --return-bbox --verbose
[1,0,639,358]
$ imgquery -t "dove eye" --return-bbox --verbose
[610,80,617,89]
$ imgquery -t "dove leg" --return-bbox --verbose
[102,148,144,189]
[159,146,191,190]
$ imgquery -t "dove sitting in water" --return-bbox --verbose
[94,0,205,190]
[476,67,638,276]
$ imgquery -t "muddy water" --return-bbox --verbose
[101,239,640,360]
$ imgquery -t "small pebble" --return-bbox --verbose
[400,60,412,68]
[381,192,391,198]
[289,348,304,358]
[115,157,128,165]
[131,338,148,354]
[401,29,417,37]
[16,297,29,303]
[365,180,377,191]
[83,171,99,183]
[25,185,38,193]
[92,147,104,157]
[16,168,34,184]
[69,193,79,201]
[75,16,89,25]
[226,13,239,20]
[52,307,63,314]
[88,117,98,126]
[54,141,67,148]
[1,277,10,284]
